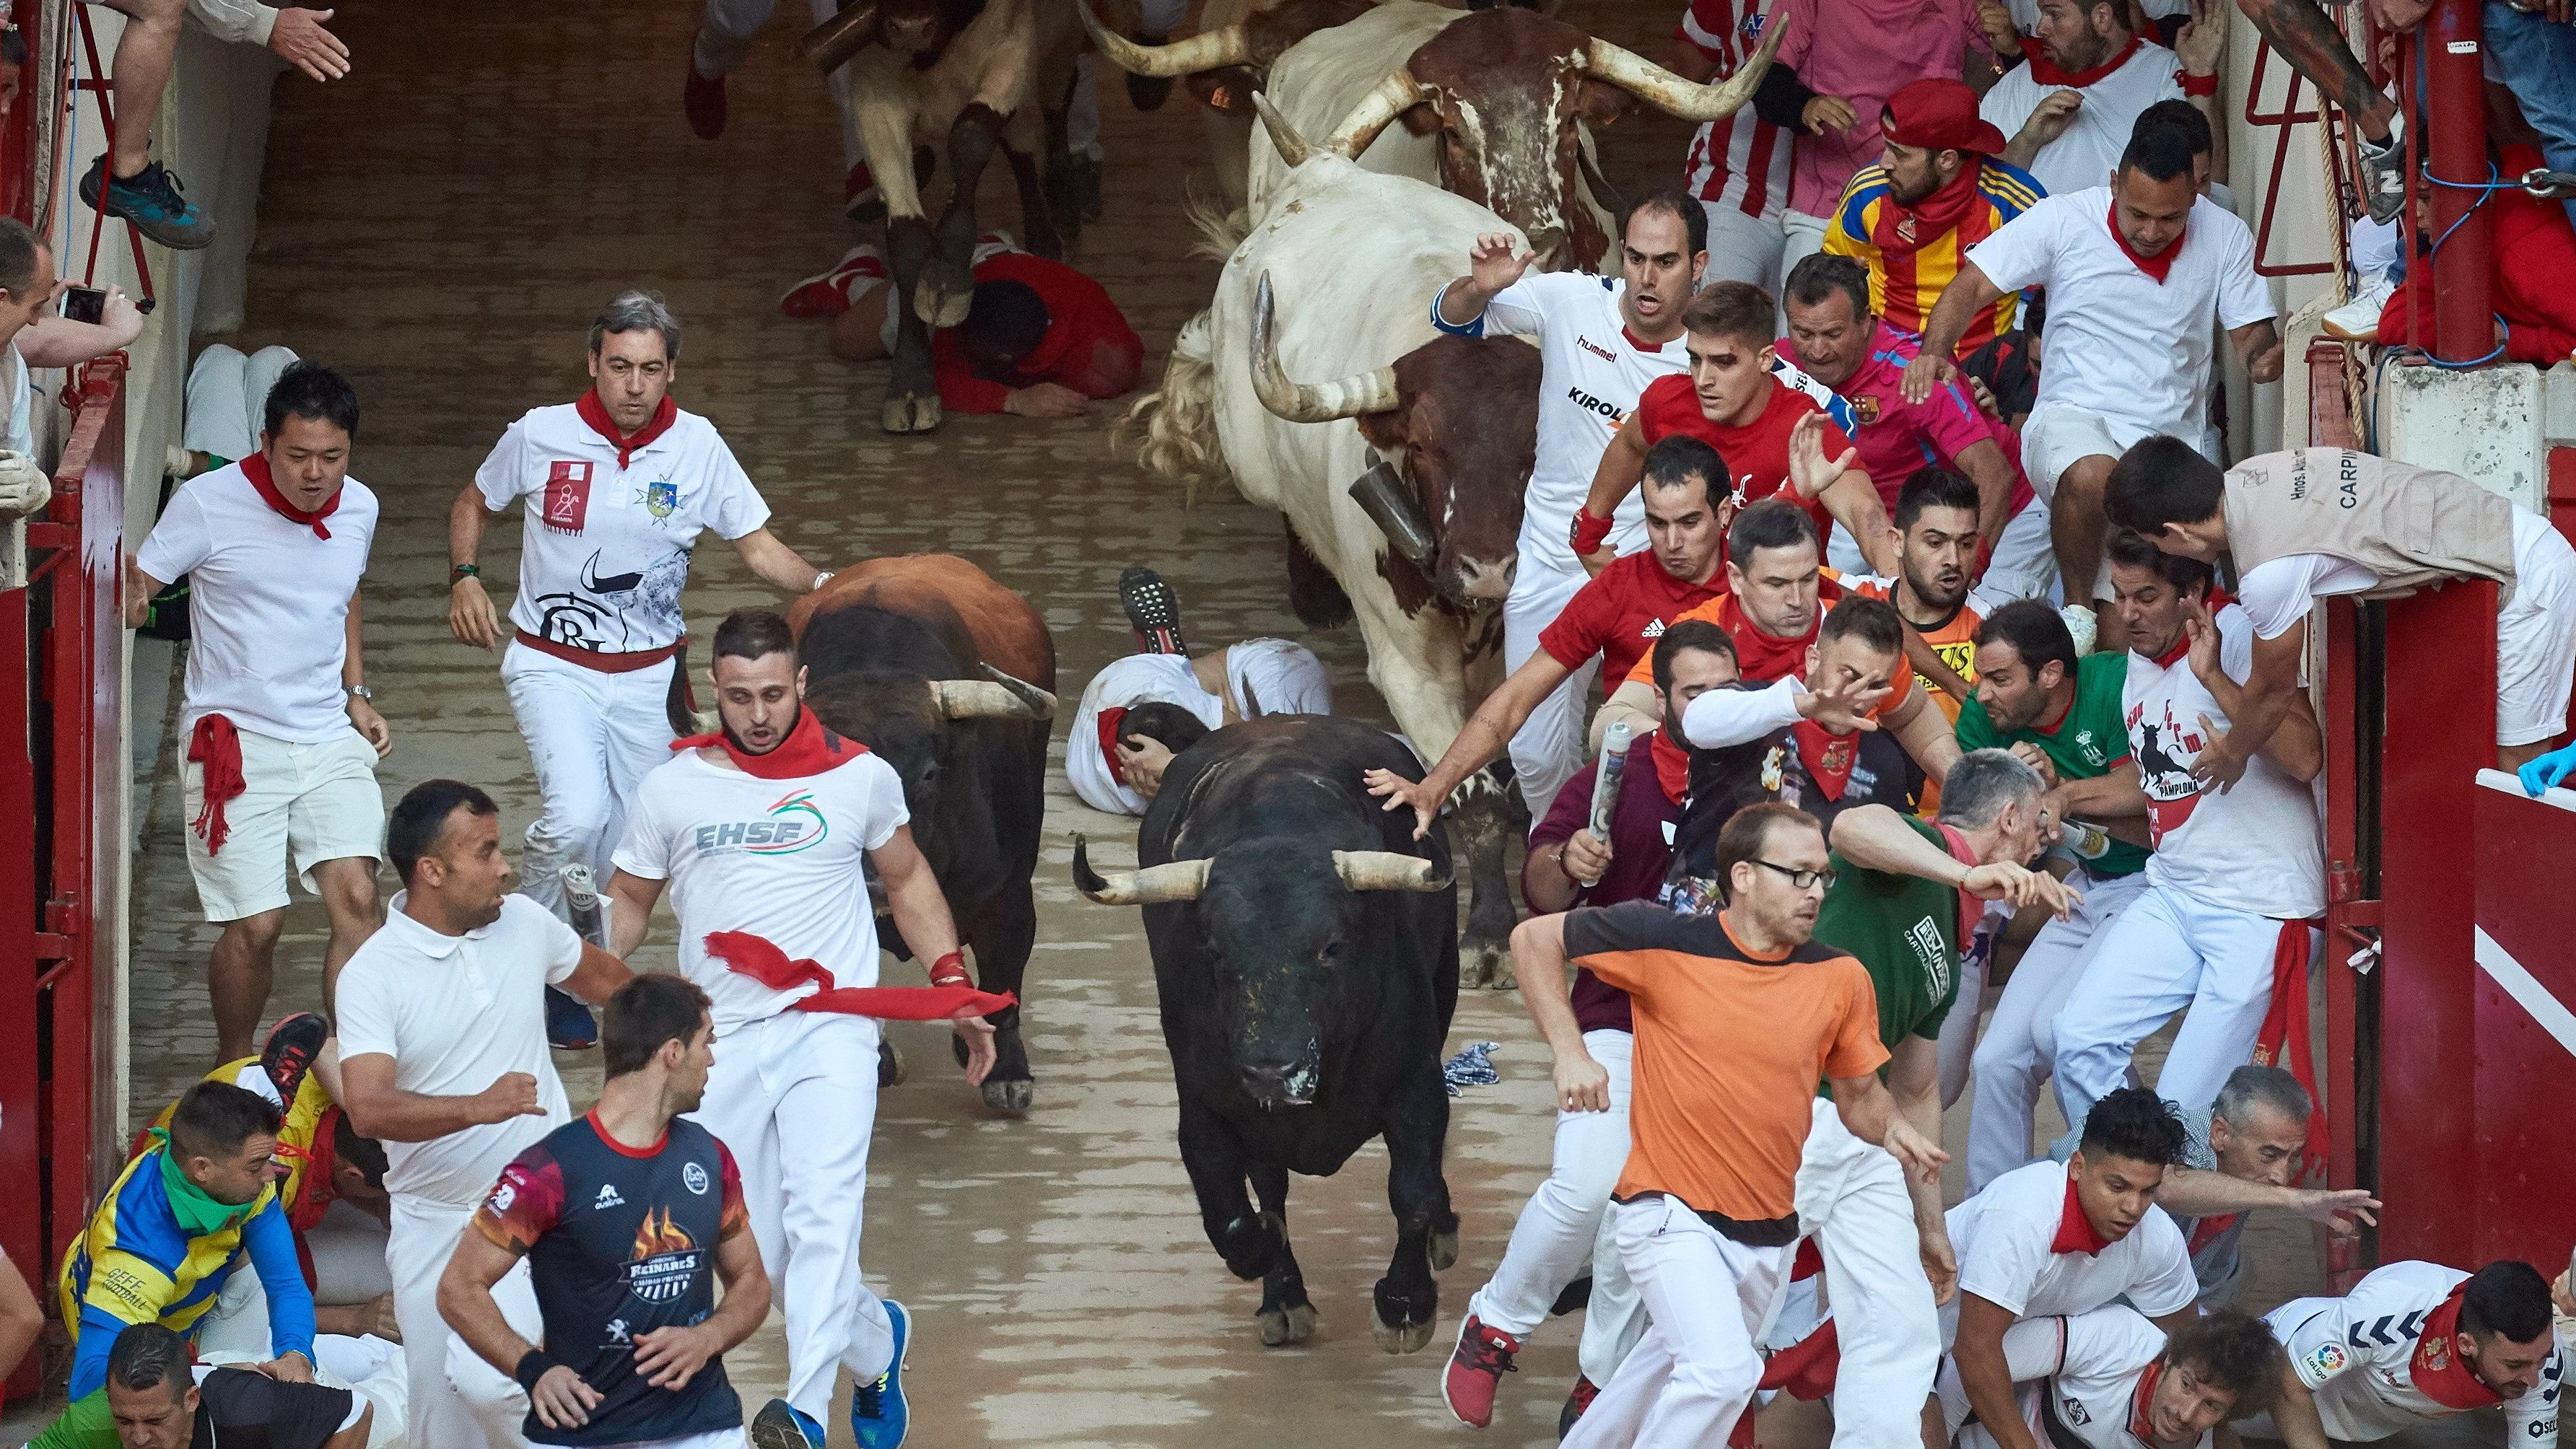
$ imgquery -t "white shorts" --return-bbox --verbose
[2498,512,2576,745]
[2020,404,2156,502]
[181,724,384,921]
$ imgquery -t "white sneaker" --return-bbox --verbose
[2321,273,2398,342]
[2061,603,2099,657]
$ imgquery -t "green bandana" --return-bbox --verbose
[149,1129,253,1238]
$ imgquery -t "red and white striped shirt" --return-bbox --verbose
[1677,0,1791,224]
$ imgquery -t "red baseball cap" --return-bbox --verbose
[1880,78,2009,157]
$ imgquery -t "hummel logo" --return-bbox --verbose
[1578,335,1617,362]
[595,1184,625,1210]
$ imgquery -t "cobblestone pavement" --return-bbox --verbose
[84,0,2440,1445]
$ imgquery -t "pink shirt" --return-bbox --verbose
[1772,0,1991,218]
[1782,323,2035,516]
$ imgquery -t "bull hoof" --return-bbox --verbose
[1427,1225,1459,1273]
[980,1077,1034,1113]
[881,392,943,434]
[1256,1301,1319,1347]
[1216,1212,1285,1280]
[1461,937,1512,990]
[913,268,974,330]
[878,1040,907,1089]
[1368,1301,1438,1355]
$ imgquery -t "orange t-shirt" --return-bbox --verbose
[1568,901,1888,1225]
[1625,592,1915,719]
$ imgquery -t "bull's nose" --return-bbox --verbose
[1451,555,1516,602]
[1241,1061,1319,1108]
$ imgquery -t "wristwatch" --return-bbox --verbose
[346,683,374,701]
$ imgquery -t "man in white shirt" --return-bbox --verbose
[448,292,831,1043]
[1946,1305,2281,1448]
[1904,123,2279,644]
[2047,533,2323,1132]
[1427,191,1708,818]
[126,362,391,1063]
[1981,0,2219,201]
[604,608,1000,1449]
[333,779,634,1449]
[1939,1090,2201,1449]
[2253,1258,2564,1448]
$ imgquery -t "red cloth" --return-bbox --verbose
[1538,552,1726,687]
[1874,165,1986,257]
[240,452,339,540]
[2051,1174,2113,1255]
[670,706,868,779]
[1726,1302,1843,1446]
[2018,31,2143,86]
[1095,704,1131,786]
[2251,917,2328,1176]
[2408,1289,2506,1410]
[575,390,678,470]
[933,254,1146,414]
[1634,376,1851,564]
[2106,202,2185,283]
[2376,145,2576,362]
[703,931,1016,1020]
[186,714,247,857]
[1649,730,1691,805]
[1793,719,1860,800]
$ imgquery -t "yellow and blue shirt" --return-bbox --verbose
[1823,159,2045,355]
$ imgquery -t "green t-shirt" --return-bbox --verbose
[1813,814,1966,1051]
[1954,651,2147,877]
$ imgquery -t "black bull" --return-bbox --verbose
[1073,715,1462,1352]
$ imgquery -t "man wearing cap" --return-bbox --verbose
[1823,79,2046,362]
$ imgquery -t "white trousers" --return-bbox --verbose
[688,1010,892,1422]
[1967,864,2149,1191]
[694,0,862,166]
[1936,1308,2126,1443]
[1938,903,2009,1110]
[1700,202,1787,294]
[388,1192,542,1449]
[1465,1030,1647,1384]
[183,343,297,465]
[1791,1101,1939,1449]
[1503,562,1598,821]
[1562,1196,1793,1449]
[2053,884,2312,1125]
[501,641,676,924]
[1775,211,1831,328]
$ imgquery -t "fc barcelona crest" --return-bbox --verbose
[1851,395,1882,425]
[643,480,678,519]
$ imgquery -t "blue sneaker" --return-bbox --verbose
[544,986,598,1051]
[852,1300,912,1449]
[749,1398,825,1449]
[77,154,214,250]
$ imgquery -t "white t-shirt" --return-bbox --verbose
[1980,40,2188,200]
[135,463,381,743]
[1441,272,1689,576]
[333,893,580,1205]
[1947,1160,2199,1328]
[611,748,910,1033]
[1973,1306,2201,1449]
[2122,603,2323,916]
[2271,1259,2563,1445]
[473,403,771,653]
[1967,188,2272,450]
[2239,505,2559,641]
[1065,641,1332,815]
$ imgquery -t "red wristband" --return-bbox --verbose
[2178,69,2217,97]
[928,950,971,989]
[1569,507,1615,556]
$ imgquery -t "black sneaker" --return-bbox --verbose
[1118,566,1188,655]
[546,986,598,1051]
[78,154,214,250]
[261,1012,328,1100]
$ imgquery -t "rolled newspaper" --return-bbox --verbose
[1580,723,1633,885]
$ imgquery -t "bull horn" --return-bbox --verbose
[1252,272,1402,424]
[797,0,882,73]
[980,662,1059,718]
[1249,91,1312,170]
[1078,0,1253,76]
[1322,70,1427,160]
[1073,834,1213,905]
[1579,19,1782,122]
[1331,849,1450,893]
[931,674,1052,720]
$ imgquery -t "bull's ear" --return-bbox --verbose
[1574,76,1632,128]
[1353,412,1405,450]
[1397,99,1443,137]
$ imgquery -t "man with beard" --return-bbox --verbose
[1945,1307,2279,1448]
[1822,79,2043,359]
[1440,623,1739,1432]
[1431,191,1711,818]
[1978,0,2222,201]
[2251,1259,2564,1448]
[1371,437,1732,841]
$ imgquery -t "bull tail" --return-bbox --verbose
[1115,308,1230,504]
[1183,183,1250,261]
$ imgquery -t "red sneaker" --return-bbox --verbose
[684,65,726,141]
[1441,1313,1521,1430]
[779,245,883,319]
[1557,1376,1598,1440]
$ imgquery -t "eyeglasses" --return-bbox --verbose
[1752,859,1838,892]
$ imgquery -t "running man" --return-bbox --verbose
[1524,804,1947,1449]
[1427,190,1709,816]
[2252,1258,2564,1448]
[605,608,1001,1449]
[442,975,772,1449]
[450,291,831,1047]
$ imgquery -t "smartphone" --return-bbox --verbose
[61,285,104,325]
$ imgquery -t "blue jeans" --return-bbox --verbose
[2486,0,2576,228]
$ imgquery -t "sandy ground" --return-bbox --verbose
[19,0,2493,1444]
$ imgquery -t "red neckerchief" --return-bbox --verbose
[670,705,868,779]
[2020,31,2143,87]
[282,1108,340,1235]
[2407,1288,2507,1410]
[1651,727,1691,805]
[240,452,339,540]
[2186,1210,2239,1256]
[575,389,679,470]
[702,930,1017,1021]
[2126,1359,2167,1443]
[2051,1174,2114,1255]
[1721,585,1839,683]
[1792,719,1859,801]
[1931,820,1983,945]
[2148,589,2240,669]
[1873,164,1982,255]
[2108,201,2186,284]
[1097,704,1132,785]
[2150,630,2192,670]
